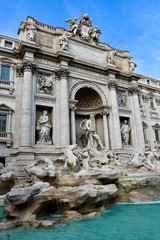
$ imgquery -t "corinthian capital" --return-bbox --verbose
[108,80,117,90]
[55,67,70,79]
[22,60,37,72]
[128,85,140,95]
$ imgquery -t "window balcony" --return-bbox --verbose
[0,79,14,94]
[0,131,12,147]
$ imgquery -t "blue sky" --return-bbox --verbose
[0,0,160,79]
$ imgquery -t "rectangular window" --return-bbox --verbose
[143,128,147,142]
[1,66,10,81]
[0,158,5,167]
[4,41,12,48]
[150,97,154,108]
[138,94,141,106]
[0,115,7,132]
[155,129,159,141]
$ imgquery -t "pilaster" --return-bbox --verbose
[108,77,122,150]
[128,85,145,149]
[143,94,154,150]
[101,108,109,150]
[55,67,70,146]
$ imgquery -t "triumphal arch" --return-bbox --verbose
[1,13,160,181]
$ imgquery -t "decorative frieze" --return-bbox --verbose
[37,75,53,94]
[117,91,127,107]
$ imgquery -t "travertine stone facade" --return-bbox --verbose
[0,15,160,181]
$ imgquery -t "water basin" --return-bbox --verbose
[0,203,160,240]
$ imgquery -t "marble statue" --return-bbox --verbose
[59,32,70,51]
[36,110,52,144]
[107,50,117,65]
[64,145,80,172]
[37,75,53,94]
[26,23,37,41]
[65,13,101,44]
[129,57,137,72]
[121,120,130,145]
[80,114,105,150]
[65,18,79,36]
[130,149,160,171]
[90,26,102,44]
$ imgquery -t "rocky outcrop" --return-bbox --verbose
[117,174,160,202]
[0,172,16,195]
[25,159,56,183]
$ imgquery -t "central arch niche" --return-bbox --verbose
[74,87,104,146]
[75,87,103,109]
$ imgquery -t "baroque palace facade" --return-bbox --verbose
[0,14,160,181]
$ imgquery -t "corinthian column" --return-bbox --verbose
[108,79,122,150]
[19,60,36,147]
[143,94,154,150]
[55,68,70,146]
[101,110,109,150]
[128,85,145,149]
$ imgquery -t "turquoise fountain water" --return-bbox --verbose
[0,203,160,240]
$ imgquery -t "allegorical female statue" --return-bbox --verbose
[36,110,52,144]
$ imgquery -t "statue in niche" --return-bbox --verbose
[26,23,37,41]
[121,120,131,146]
[129,56,137,72]
[107,50,117,65]
[80,114,105,150]
[117,91,127,107]
[37,75,53,94]
[36,110,52,144]
[59,32,71,51]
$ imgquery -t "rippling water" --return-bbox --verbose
[1,203,160,240]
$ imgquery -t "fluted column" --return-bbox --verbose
[71,108,76,145]
[55,68,70,146]
[143,94,154,150]
[55,76,61,146]
[108,79,122,150]
[101,110,109,150]
[9,64,15,94]
[18,60,36,147]
[128,85,145,149]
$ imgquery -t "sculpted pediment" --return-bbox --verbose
[65,13,102,45]
[152,123,160,129]
[0,104,14,112]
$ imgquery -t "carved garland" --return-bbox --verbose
[69,80,107,106]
